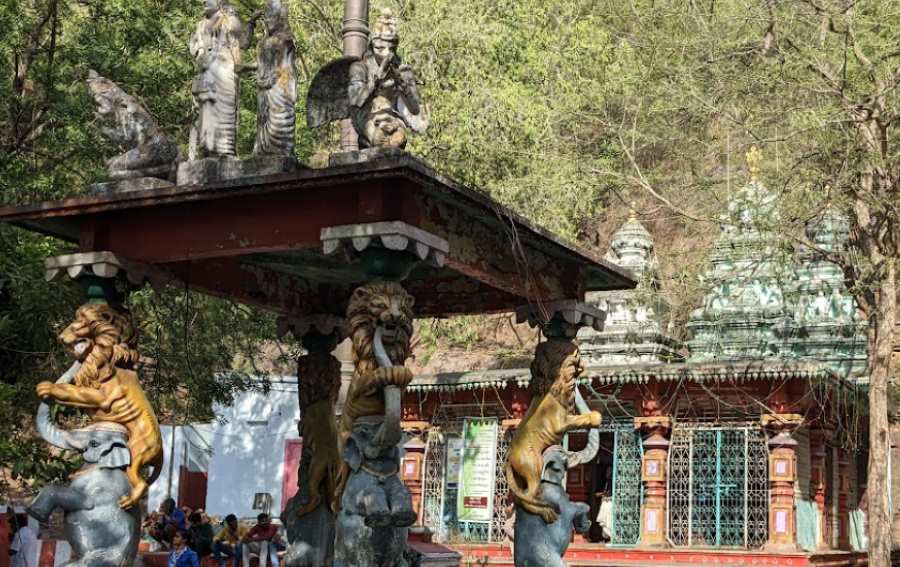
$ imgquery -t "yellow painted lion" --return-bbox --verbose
[36,303,163,509]
[505,339,601,523]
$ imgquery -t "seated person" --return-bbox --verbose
[213,514,246,567]
[169,529,201,567]
[188,511,214,558]
[241,513,282,567]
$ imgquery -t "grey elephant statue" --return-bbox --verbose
[27,362,140,567]
[334,414,416,567]
[514,387,599,567]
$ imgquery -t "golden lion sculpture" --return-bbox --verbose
[295,351,342,516]
[505,339,601,523]
[333,282,415,510]
[36,303,163,510]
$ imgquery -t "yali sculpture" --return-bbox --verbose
[35,303,163,510]
[307,9,427,150]
[505,340,601,523]
[29,362,140,566]
[512,387,600,566]
[334,282,417,567]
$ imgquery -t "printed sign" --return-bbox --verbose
[446,437,463,489]
[457,419,498,523]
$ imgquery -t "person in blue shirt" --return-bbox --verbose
[163,498,187,531]
[168,530,200,567]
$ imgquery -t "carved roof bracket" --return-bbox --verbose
[45,251,172,302]
[516,300,605,339]
[321,221,449,281]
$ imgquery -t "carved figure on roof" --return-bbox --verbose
[307,9,428,149]
[253,0,297,156]
[35,303,163,510]
[188,0,248,159]
[86,71,180,182]
[505,340,601,523]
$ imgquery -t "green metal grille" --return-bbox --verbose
[610,424,643,546]
[668,424,768,548]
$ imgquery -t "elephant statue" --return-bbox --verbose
[514,387,599,567]
[334,414,415,567]
[27,362,140,567]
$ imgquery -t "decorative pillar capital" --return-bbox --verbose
[322,221,448,281]
[515,300,604,339]
[46,251,170,304]
[278,313,347,353]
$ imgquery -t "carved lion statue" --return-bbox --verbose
[505,340,601,523]
[295,351,342,516]
[87,71,180,181]
[37,303,163,509]
[334,282,415,510]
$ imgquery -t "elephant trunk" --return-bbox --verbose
[566,386,599,469]
[372,327,402,449]
[36,361,82,451]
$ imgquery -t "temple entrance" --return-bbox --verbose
[668,424,769,548]
[585,422,643,546]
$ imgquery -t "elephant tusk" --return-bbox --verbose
[372,327,402,448]
[36,361,83,451]
[567,386,600,469]
[373,326,393,369]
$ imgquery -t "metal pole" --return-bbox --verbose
[340,0,369,151]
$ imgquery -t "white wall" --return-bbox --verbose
[204,378,301,520]
[147,424,212,513]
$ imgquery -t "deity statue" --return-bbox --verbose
[307,9,428,150]
[188,0,246,159]
[253,0,297,156]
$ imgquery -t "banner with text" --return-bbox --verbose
[457,418,499,523]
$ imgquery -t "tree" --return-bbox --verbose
[598,1,898,561]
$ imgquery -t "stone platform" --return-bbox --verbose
[451,544,872,567]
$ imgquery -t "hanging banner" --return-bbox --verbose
[457,418,498,523]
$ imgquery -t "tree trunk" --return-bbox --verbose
[867,261,896,566]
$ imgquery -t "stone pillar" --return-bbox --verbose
[340,0,368,150]
[279,315,345,567]
[762,414,802,551]
[635,416,670,547]
[35,252,167,565]
[322,222,448,567]
[510,301,605,567]
[809,427,831,550]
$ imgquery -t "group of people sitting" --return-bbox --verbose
[142,498,284,567]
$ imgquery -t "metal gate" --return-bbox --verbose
[610,424,643,545]
[668,424,768,548]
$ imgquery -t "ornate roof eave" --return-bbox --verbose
[408,359,862,393]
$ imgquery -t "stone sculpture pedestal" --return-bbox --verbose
[283,460,335,567]
[328,147,409,167]
[176,155,301,185]
[90,176,174,196]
